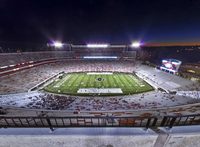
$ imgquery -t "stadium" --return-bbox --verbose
[1,0,200,146]
[0,43,200,146]
[0,43,199,113]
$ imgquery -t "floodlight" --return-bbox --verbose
[53,41,63,48]
[86,44,109,48]
[131,42,141,48]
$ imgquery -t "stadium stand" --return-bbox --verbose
[0,51,73,66]
[0,60,136,94]
[0,51,199,134]
[0,51,199,115]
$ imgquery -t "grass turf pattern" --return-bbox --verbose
[43,72,154,96]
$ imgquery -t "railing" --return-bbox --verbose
[0,114,200,130]
[161,114,200,128]
[0,116,158,129]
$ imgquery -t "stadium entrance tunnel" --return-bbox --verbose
[42,72,154,96]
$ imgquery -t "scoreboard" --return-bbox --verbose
[160,59,182,74]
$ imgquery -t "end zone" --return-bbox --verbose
[77,88,123,94]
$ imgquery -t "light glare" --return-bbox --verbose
[131,42,140,48]
[53,41,63,48]
[86,44,109,48]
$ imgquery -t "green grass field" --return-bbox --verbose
[43,72,154,96]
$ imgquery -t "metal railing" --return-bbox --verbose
[0,114,200,129]
[161,114,200,128]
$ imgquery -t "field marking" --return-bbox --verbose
[128,75,145,87]
[53,75,71,88]
[46,73,154,95]
[77,88,123,94]
[87,72,113,75]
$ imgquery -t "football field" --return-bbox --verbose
[43,72,154,96]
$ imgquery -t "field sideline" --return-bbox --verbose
[43,72,154,96]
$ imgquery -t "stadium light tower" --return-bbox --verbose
[131,42,141,48]
[53,41,63,48]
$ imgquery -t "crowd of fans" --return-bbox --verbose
[0,51,72,66]
[1,91,199,111]
[0,54,199,112]
[0,60,135,94]
[177,91,200,99]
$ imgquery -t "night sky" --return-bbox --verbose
[1,0,200,45]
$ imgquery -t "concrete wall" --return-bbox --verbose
[0,128,157,147]
[0,126,200,147]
